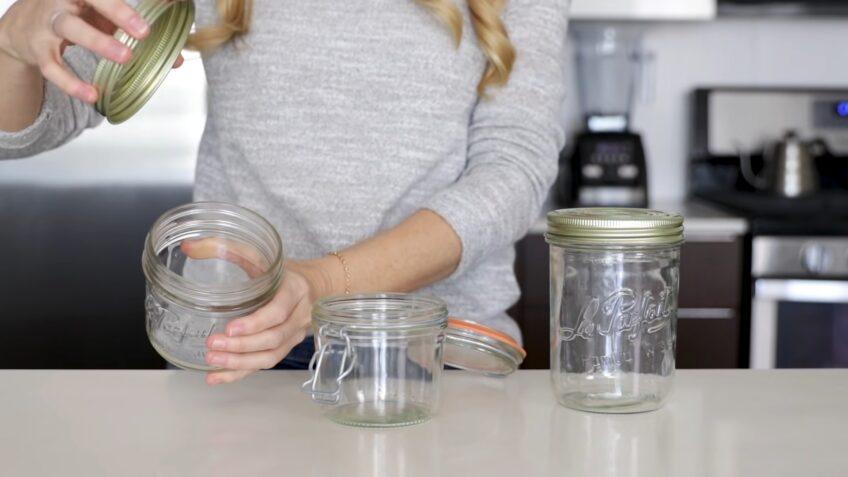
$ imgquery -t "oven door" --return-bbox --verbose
[751,280,848,369]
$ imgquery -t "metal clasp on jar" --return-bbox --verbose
[301,324,356,405]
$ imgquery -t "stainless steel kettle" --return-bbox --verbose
[740,131,824,198]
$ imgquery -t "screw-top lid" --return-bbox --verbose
[546,208,684,247]
[93,0,195,124]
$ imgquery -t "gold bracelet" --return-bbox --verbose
[329,251,351,295]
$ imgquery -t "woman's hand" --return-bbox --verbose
[202,266,316,385]
[179,238,334,385]
[0,0,180,103]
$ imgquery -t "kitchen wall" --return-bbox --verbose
[3,4,846,201]
[562,17,848,203]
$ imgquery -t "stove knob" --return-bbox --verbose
[801,244,833,275]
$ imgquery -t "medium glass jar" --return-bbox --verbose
[302,294,449,427]
[142,202,284,370]
[546,208,684,413]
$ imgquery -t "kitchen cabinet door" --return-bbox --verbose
[676,235,745,368]
[570,0,716,20]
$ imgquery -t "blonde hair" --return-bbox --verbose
[187,0,515,94]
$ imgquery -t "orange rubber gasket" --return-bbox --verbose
[448,318,527,358]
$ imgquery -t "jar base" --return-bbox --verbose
[325,401,433,428]
[556,392,666,414]
[151,340,213,372]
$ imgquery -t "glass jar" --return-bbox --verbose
[142,202,284,370]
[302,294,449,427]
[93,0,195,124]
[546,208,684,413]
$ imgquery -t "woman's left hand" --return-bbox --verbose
[180,238,332,385]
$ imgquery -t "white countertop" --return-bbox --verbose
[530,200,749,237]
[0,370,845,477]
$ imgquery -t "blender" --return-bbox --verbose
[558,26,649,208]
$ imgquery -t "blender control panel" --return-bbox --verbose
[580,140,641,184]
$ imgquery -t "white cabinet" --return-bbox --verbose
[569,0,716,20]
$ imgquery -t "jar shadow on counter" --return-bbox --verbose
[428,375,530,475]
[548,404,673,477]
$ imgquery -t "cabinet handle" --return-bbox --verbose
[678,308,735,319]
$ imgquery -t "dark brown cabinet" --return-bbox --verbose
[510,233,745,369]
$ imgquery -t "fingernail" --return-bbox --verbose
[78,85,97,103]
[207,354,227,366]
[108,43,131,63]
[129,15,149,36]
[227,324,245,337]
[210,338,226,350]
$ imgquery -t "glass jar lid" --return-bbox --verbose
[546,208,684,247]
[444,319,526,376]
[93,0,195,124]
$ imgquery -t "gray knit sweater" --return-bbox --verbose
[0,0,568,341]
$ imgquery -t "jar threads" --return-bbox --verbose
[93,0,195,124]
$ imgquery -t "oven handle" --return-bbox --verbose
[755,279,848,304]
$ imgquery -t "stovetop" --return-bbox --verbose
[694,190,848,235]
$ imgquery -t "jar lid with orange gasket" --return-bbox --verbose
[443,319,526,376]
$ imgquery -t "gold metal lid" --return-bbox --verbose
[93,0,195,124]
[546,208,684,247]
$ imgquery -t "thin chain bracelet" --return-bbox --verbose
[329,251,351,295]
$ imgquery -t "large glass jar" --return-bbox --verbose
[302,294,449,427]
[142,202,284,370]
[546,208,684,413]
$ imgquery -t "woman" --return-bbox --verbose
[0,0,568,384]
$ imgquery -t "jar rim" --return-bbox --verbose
[142,202,284,311]
[313,293,448,331]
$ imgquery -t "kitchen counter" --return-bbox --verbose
[530,199,749,237]
[0,370,844,477]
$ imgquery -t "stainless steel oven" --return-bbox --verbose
[690,87,848,370]
[750,237,848,369]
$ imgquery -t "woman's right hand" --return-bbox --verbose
[0,0,150,103]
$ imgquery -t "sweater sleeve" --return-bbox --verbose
[424,0,569,276]
[0,46,103,160]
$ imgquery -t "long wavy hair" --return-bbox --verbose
[186,0,515,94]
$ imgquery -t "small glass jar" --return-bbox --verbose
[302,294,448,427]
[546,208,684,413]
[142,202,284,370]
